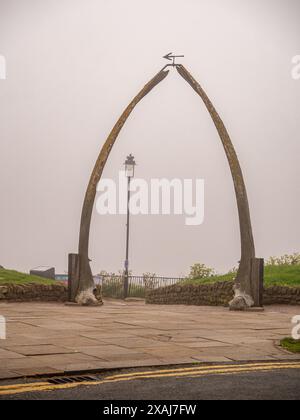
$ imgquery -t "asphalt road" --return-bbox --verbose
[1,362,300,400]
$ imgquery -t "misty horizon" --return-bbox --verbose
[0,0,299,277]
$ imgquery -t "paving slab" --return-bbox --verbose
[0,349,26,359]
[4,345,78,356]
[11,367,64,377]
[0,300,299,379]
[0,370,21,380]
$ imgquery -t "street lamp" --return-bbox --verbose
[125,154,136,178]
[123,154,136,298]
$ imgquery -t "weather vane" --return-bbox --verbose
[163,52,184,66]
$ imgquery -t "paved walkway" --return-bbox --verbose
[0,300,299,379]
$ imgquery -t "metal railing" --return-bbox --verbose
[101,275,183,299]
[55,274,183,299]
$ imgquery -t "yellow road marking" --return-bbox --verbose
[104,361,300,380]
[101,364,300,385]
[0,380,99,396]
[0,362,300,396]
[0,361,289,390]
[1,362,299,391]
[0,381,49,391]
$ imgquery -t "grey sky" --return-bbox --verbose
[0,0,299,276]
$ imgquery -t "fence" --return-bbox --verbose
[56,274,183,299]
[101,275,183,299]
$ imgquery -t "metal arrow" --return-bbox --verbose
[163,52,185,66]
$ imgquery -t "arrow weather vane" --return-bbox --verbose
[163,52,184,66]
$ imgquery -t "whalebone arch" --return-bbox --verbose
[75,65,255,310]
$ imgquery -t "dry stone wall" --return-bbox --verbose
[146,282,300,306]
[0,283,68,302]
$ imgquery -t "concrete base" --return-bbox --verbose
[125,298,145,303]
[64,301,103,307]
[243,307,265,313]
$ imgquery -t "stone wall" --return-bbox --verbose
[263,286,300,305]
[146,282,300,307]
[146,282,234,307]
[0,283,68,302]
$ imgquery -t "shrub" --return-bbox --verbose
[189,263,215,280]
[143,273,157,290]
[266,253,300,266]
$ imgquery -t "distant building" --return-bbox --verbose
[30,266,55,280]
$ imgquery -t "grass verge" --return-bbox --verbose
[0,269,58,285]
[280,338,300,353]
[183,264,300,288]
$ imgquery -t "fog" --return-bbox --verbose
[0,0,299,277]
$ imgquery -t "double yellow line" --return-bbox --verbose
[1,361,300,396]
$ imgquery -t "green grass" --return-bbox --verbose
[183,264,300,288]
[263,265,300,287]
[280,338,300,353]
[182,272,235,286]
[0,269,58,285]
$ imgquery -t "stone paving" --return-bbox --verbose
[0,300,299,379]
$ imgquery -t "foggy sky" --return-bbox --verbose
[0,0,299,276]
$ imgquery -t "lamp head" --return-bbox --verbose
[124,154,136,178]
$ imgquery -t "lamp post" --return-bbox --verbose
[123,154,136,299]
